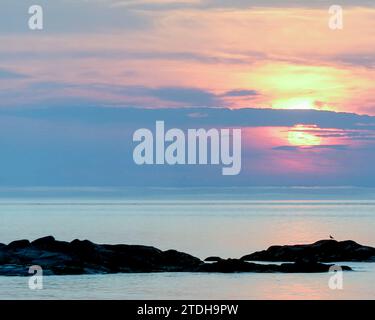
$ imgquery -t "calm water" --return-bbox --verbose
[0,198,375,299]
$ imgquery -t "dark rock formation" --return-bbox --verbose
[198,258,352,273]
[0,236,201,276]
[0,236,353,276]
[204,256,223,262]
[241,240,375,262]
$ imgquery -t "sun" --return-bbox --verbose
[273,98,316,110]
[288,125,322,147]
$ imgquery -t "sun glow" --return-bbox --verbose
[288,125,322,147]
[273,98,316,110]
[243,63,356,112]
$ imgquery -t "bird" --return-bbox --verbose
[329,235,335,240]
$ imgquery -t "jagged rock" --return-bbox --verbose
[31,235,56,246]
[241,240,375,262]
[0,237,356,276]
[7,240,30,250]
[204,256,223,262]
[0,236,201,276]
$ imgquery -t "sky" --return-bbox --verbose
[1,0,375,187]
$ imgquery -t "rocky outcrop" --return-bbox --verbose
[0,236,353,276]
[241,240,375,262]
[198,258,351,273]
[204,256,223,262]
[0,236,201,276]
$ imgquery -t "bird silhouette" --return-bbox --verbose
[329,235,335,240]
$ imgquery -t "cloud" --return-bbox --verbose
[85,84,221,107]
[4,81,248,107]
[202,0,375,9]
[3,105,375,132]
[333,53,375,68]
[112,0,201,10]
[0,68,28,79]
[3,0,373,35]
[273,145,349,151]
[112,0,375,10]
[144,87,218,106]
[0,49,264,66]
[0,0,150,34]
[2,105,375,187]
[222,89,258,97]
[290,127,375,141]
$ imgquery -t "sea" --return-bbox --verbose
[0,187,375,299]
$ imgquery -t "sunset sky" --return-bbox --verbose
[1,0,375,187]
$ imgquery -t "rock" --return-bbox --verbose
[0,237,202,275]
[160,250,201,271]
[198,259,276,273]
[31,235,56,246]
[241,240,375,262]
[7,239,30,250]
[70,239,96,250]
[0,264,29,276]
[0,236,356,276]
[204,256,223,262]
[31,236,70,253]
[197,258,351,273]
[278,261,352,273]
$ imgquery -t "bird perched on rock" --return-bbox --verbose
[329,235,335,240]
